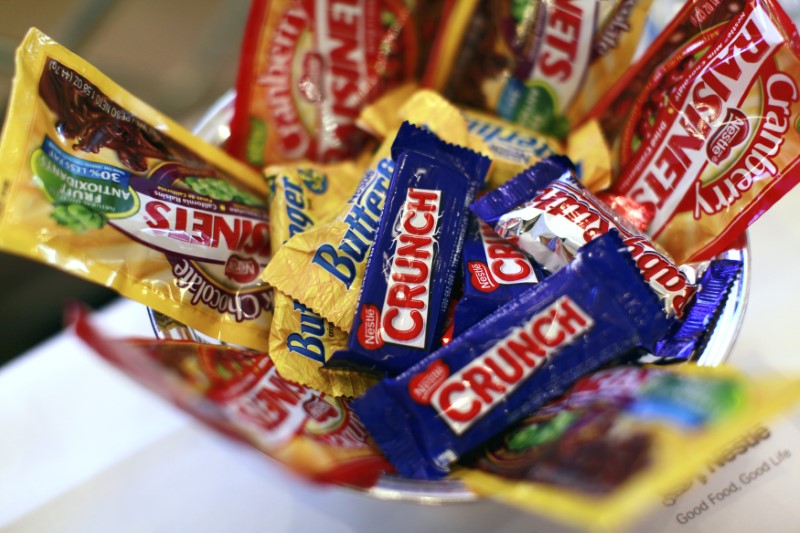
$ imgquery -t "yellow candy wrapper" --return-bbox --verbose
[74,307,391,487]
[424,0,654,138]
[457,364,800,531]
[262,94,479,333]
[266,159,366,256]
[359,88,610,191]
[270,291,377,398]
[0,29,273,350]
[267,162,377,397]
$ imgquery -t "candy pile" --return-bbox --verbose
[4,1,800,529]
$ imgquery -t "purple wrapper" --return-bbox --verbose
[352,231,670,479]
[453,214,542,337]
[330,122,491,376]
[652,259,743,361]
[470,156,696,317]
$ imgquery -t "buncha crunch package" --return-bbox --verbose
[0,29,274,351]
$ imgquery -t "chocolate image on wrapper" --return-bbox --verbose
[460,364,745,493]
[427,0,654,138]
[352,231,670,479]
[331,122,491,376]
[471,156,696,317]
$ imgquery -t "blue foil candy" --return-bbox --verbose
[330,122,490,376]
[453,214,542,337]
[352,231,670,479]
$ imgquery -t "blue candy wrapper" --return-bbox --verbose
[653,259,743,361]
[453,215,542,337]
[471,156,696,317]
[352,231,670,479]
[330,122,491,376]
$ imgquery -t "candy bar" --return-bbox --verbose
[424,0,654,137]
[73,307,392,487]
[589,0,800,263]
[352,231,670,479]
[261,92,485,332]
[227,0,439,166]
[266,163,376,397]
[471,156,695,317]
[453,215,541,337]
[458,363,800,530]
[0,29,274,351]
[331,122,490,375]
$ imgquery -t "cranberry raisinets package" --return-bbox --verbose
[228,0,443,167]
[73,306,391,487]
[589,0,800,263]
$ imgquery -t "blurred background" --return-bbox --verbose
[0,0,250,364]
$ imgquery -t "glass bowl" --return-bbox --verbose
[149,91,750,503]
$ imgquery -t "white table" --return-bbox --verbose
[2,185,800,533]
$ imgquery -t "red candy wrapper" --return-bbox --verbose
[72,306,391,487]
[590,0,800,263]
[228,0,441,166]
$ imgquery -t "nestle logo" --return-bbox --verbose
[224,255,259,283]
[707,108,750,165]
[357,304,383,349]
[468,261,498,293]
[409,360,450,405]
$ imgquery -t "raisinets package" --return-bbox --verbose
[0,29,274,351]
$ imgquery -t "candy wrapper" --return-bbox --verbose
[358,88,612,191]
[267,161,377,397]
[72,306,391,486]
[653,259,743,362]
[589,0,800,263]
[261,90,484,333]
[453,215,542,337]
[472,156,696,317]
[457,364,800,531]
[0,29,274,351]
[227,0,443,167]
[353,232,670,479]
[331,122,490,375]
[424,0,654,137]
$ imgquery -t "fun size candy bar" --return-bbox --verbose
[453,214,542,337]
[73,308,392,487]
[457,364,800,531]
[262,93,483,333]
[331,122,491,375]
[352,231,670,479]
[471,156,696,317]
[357,88,612,192]
[227,0,440,166]
[424,0,654,137]
[653,259,743,361]
[266,162,376,397]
